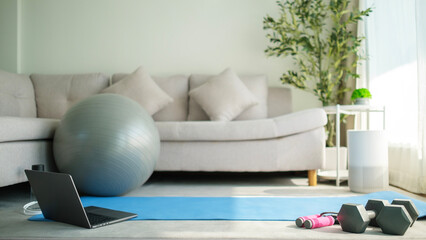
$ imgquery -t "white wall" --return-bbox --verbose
[0,0,19,72]
[17,0,321,110]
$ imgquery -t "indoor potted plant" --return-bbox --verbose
[264,0,372,177]
[351,88,372,105]
[263,0,371,147]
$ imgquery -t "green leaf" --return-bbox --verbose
[264,0,370,138]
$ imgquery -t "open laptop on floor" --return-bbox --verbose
[25,170,137,229]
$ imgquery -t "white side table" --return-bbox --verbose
[320,104,386,186]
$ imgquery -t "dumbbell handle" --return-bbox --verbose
[366,210,377,219]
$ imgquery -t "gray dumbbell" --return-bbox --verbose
[337,199,389,233]
[338,199,419,235]
[390,199,419,226]
[376,199,419,235]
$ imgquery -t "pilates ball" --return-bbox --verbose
[53,94,160,196]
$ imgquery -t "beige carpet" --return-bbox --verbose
[0,172,425,240]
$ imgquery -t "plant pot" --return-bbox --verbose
[354,98,370,105]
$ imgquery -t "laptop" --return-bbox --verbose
[25,170,137,229]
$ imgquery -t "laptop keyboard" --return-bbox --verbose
[86,212,117,226]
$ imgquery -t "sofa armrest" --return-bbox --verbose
[0,117,60,143]
[272,108,327,137]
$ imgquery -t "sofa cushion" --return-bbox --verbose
[112,73,189,121]
[102,67,173,115]
[31,73,109,119]
[188,73,268,121]
[0,70,36,117]
[188,68,258,121]
[156,108,327,141]
[267,87,293,117]
[0,117,60,143]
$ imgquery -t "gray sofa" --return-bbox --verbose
[0,70,327,188]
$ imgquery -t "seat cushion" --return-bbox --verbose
[0,70,36,117]
[102,66,173,115]
[156,108,327,141]
[31,73,109,119]
[188,68,259,121]
[112,73,189,121]
[0,117,60,143]
[188,74,268,121]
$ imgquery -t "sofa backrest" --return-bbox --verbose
[188,74,269,121]
[112,74,292,121]
[111,74,189,121]
[0,70,37,118]
[267,87,292,117]
[21,71,292,121]
[30,73,109,119]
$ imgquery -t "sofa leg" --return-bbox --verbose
[307,170,317,186]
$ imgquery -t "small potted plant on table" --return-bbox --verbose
[351,88,372,105]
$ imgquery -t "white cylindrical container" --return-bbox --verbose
[348,130,389,193]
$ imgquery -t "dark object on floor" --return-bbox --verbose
[338,199,388,233]
[389,199,420,226]
[376,199,420,235]
[337,199,419,235]
[25,170,137,228]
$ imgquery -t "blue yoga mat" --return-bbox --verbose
[30,191,426,221]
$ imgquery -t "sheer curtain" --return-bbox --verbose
[361,0,426,194]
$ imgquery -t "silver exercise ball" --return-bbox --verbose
[53,94,160,196]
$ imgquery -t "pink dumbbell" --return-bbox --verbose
[305,216,335,229]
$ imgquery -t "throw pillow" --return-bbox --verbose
[101,66,173,115]
[111,73,189,121]
[187,74,268,121]
[188,68,258,121]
